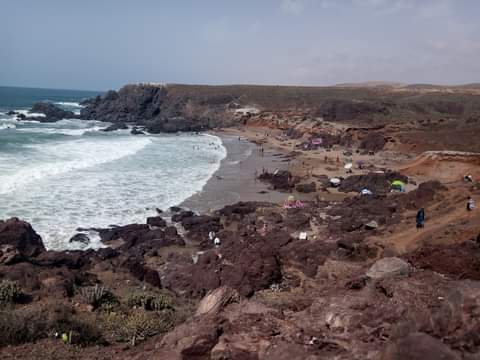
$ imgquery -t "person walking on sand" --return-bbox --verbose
[416,208,425,229]
[467,196,476,211]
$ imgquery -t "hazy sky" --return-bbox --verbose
[1,0,480,90]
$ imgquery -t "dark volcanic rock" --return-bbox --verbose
[406,241,480,280]
[171,210,195,223]
[296,182,316,193]
[146,216,167,228]
[99,223,185,250]
[181,215,221,242]
[382,332,460,360]
[69,233,90,245]
[80,84,221,133]
[31,250,88,269]
[258,170,299,191]
[0,218,45,257]
[6,110,16,116]
[29,102,76,122]
[164,230,293,297]
[130,127,145,135]
[359,133,387,152]
[338,172,408,194]
[101,122,128,132]
[0,244,22,265]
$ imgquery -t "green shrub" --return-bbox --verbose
[0,305,104,347]
[81,285,119,310]
[127,292,172,312]
[0,280,22,306]
[104,309,174,346]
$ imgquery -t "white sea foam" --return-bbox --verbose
[0,137,152,195]
[15,110,46,118]
[0,133,226,251]
[0,123,16,130]
[17,126,103,136]
[54,101,83,107]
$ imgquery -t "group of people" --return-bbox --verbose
[416,195,476,229]
[208,231,221,247]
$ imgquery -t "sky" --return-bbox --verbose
[1,0,480,90]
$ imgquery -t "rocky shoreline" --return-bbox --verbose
[2,83,480,358]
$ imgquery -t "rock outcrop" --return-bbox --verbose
[80,84,235,133]
[28,102,77,122]
[0,218,45,257]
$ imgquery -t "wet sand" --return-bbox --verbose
[181,133,293,213]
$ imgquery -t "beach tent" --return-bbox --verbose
[391,180,406,192]
[361,188,373,196]
[344,163,353,170]
[330,178,341,187]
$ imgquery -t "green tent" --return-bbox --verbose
[391,180,405,187]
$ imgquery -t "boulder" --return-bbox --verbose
[195,286,240,317]
[130,127,145,135]
[6,110,16,116]
[295,182,316,193]
[258,170,299,191]
[0,244,22,265]
[101,122,128,132]
[366,257,410,279]
[382,332,460,360]
[171,210,195,223]
[0,218,45,257]
[146,216,167,228]
[69,233,90,245]
[29,102,76,122]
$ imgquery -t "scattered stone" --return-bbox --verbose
[366,257,410,279]
[296,182,316,193]
[195,286,240,316]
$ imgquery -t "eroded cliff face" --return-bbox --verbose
[78,83,480,143]
[80,83,237,133]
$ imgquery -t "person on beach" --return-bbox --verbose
[467,196,476,211]
[209,231,216,242]
[416,208,425,229]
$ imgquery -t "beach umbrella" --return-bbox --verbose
[344,163,353,170]
[391,180,405,187]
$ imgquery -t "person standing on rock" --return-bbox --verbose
[416,208,425,229]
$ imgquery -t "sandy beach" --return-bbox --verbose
[181,133,292,213]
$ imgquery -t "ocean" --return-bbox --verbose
[0,86,227,250]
